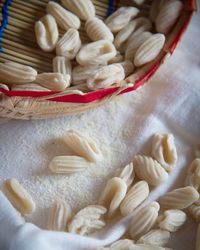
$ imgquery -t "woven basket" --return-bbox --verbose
[0,0,197,120]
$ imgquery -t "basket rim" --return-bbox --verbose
[0,0,197,104]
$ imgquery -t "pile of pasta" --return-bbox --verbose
[0,0,183,92]
[2,130,200,250]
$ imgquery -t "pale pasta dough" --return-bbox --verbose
[185,159,200,191]
[117,162,135,189]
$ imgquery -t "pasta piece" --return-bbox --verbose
[120,181,149,216]
[63,130,102,163]
[11,84,51,92]
[0,62,37,85]
[47,200,71,231]
[129,202,160,239]
[149,0,166,22]
[195,144,200,158]
[119,61,135,77]
[196,224,200,250]
[133,155,168,186]
[134,34,165,67]
[151,133,177,172]
[125,32,152,62]
[185,159,200,191]
[109,239,135,249]
[49,155,90,174]
[3,178,35,215]
[131,0,145,5]
[68,205,107,235]
[137,229,170,247]
[46,2,80,30]
[85,17,114,42]
[34,73,70,91]
[108,52,124,64]
[159,186,199,210]
[87,64,125,90]
[156,0,183,34]
[188,204,200,222]
[53,56,72,83]
[76,40,117,66]
[158,209,186,232]
[131,244,172,250]
[0,83,9,90]
[99,177,127,218]
[56,29,81,59]
[105,7,139,33]
[61,0,95,21]
[35,14,58,52]
[118,163,135,189]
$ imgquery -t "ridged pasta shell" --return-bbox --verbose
[105,7,139,33]
[63,130,102,163]
[35,14,58,52]
[158,209,187,232]
[56,29,81,59]
[125,32,152,62]
[72,65,101,85]
[137,229,170,247]
[118,163,135,189]
[133,155,169,186]
[120,181,149,216]
[159,186,199,210]
[129,202,160,239]
[196,224,200,250]
[185,159,200,191]
[68,205,107,235]
[109,239,135,249]
[188,204,200,222]
[76,40,117,66]
[134,33,165,67]
[152,133,177,172]
[3,178,35,215]
[61,0,95,21]
[49,155,91,174]
[53,56,72,83]
[46,2,80,30]
[34,73,70,91]
[149,0,167,22]
[156,0,183,34]
[47,200,71,231]
[85,17,114,42]
[87,64,125,90]
[119,61,135,77]
[99,177,127,218]
[11,83,51,92]
[195,144,200,158]
[0,62,37,85]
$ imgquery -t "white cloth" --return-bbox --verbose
[0,9,200,250]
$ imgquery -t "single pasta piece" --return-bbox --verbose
[108,52,124,64]
[49,155,91,174]
[117,162,135,189]
[134,34,165,67]
[99,177,127,218]
[151,133,177,172]
[46,1,80,30]
[185,159,200,191]
[47,200,71,231]
[68,205,107,235]
[158,209,187,232]
[56,29,81,59]
[85,17,114,42]
[120,181,149,216]
[87,64,125,90]
[195,144,200,158]
[0,62,37,85]
[159,186,199,210]
[196,224,200,250]
[63,130,102,163]
[131,0,145,5]
[131,244,172,250]
[76,40,117,66]
[34,73,70,91]
[149,0,166,22]
[188,203,200,222]
[156,0,183,34]
[53,56,72,83]
[72,65,101,85]
[137,229,170,247]
[98,243,170,250]
[109,239,135,249]
[0,83,9,90]
[119,61,135,77]
[61,0,95,21]
[11,83,51,92]
[3,178,35,215]
[105,7,139,33]
[129,202,160,239]
[133,155,168,186]
[35,14,58,52]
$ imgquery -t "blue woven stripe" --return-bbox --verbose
[0,0,12,53]
[107,0,115,17]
